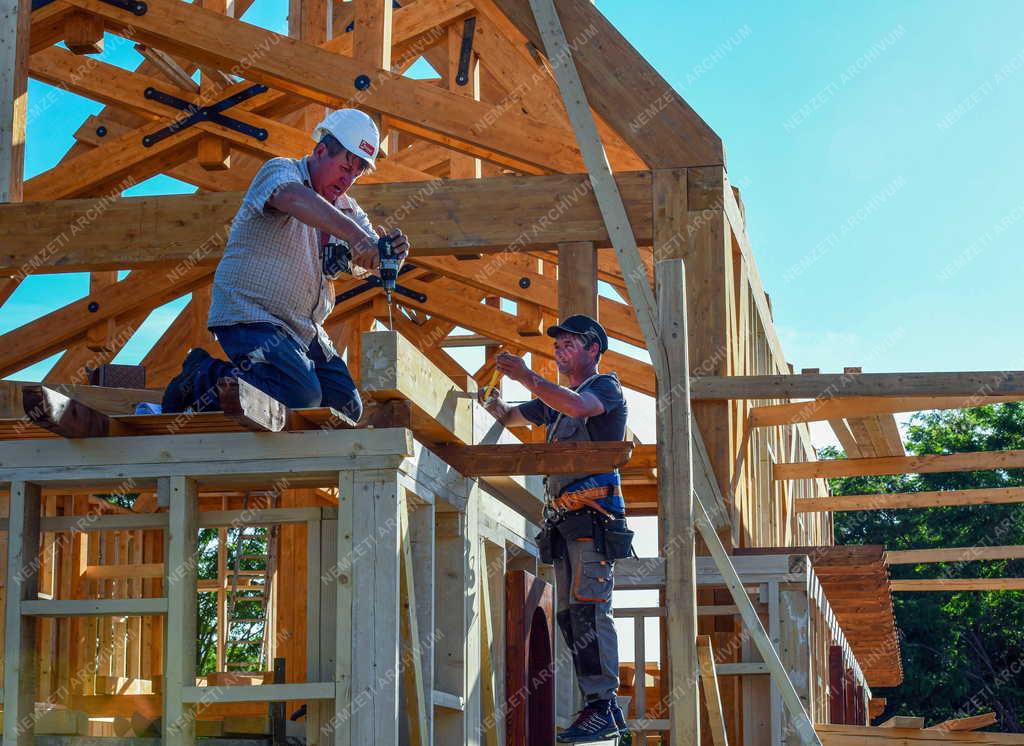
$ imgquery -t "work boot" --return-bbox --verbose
[160,348,212,413]
[557,699,619,743]
[610,701,630,745]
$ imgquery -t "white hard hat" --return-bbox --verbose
[312,109,380,166]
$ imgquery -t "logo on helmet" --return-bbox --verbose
[358,139,376,157]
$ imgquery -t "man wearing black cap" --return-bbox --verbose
[480,314,631,742]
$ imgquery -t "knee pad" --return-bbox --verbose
[556,609,574,647]
[568,604,603,677]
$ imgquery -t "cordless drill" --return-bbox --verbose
[378,234,399,305]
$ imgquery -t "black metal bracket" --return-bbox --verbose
[141,83,269,148]
[456,17,476,86]
[335,264,426,305]
[33,0,145,14]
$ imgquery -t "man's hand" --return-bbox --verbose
[378,227,411,268]
[495,352,532,384]
[478,389,511,421]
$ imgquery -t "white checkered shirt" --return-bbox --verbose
[208,156,374,359]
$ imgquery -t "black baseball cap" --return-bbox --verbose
[546,314,608,353]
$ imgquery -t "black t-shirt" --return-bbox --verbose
[517,373,627,441]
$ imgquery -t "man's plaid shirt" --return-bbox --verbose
[208,156,374,359]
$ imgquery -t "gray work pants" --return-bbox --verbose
[554,536,620,703]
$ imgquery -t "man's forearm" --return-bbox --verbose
[270,183,375,255]
[521,372,590,417]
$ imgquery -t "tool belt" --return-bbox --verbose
[536,503,634,565]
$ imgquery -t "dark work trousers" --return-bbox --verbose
[190,322,363,420]
[554,535,620,703]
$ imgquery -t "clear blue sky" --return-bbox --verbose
[8,0,1024,385]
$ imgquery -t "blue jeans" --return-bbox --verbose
[193,322,362,420]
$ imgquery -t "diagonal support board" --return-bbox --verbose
[693,496,821,746]
[525,0,663,369]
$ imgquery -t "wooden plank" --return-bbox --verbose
[890,579,1024,592]
[0,172,653,273]
[434,441,633,476]
[162,475,199,746]
[794,487,1024,513]
[885,546,1024,564]
[22,384,111,437]
[697,636,730,746]
[217,377,287,432]
[3,481,41,746]
[778,450,1024,481]
[750,396,1024,428]
[483,0,723,168]
[929,713,997,732]
[815,723,1024,746]
[880,716,925,729]
[21,598,169,616]
[523,0,661,355]
[334,471,355,746]
[181,682,335,703]
[0,0,30,202]
[693,372,1024,401]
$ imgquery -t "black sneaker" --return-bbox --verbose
[160,348,212,413]
[557,700,619,743]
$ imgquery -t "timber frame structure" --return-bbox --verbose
[2,1,1024,745]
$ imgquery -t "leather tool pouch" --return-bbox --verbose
[555,510,594,543]
[536,524,555,565]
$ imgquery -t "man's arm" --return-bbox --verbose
[479,393,531,428]
[268,183,394,270]
[495,352,604,418]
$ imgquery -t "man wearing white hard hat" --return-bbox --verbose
[161,108,409,419]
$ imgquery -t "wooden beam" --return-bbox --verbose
[3,481,42,746]
[750,395,1024,428]
[557,241,598,318]
[0,172,654,274]
[880,717,925,729]
[885,546,1024,565]
[434,441,633,476]
[162,476,198,745]
[817,723,1024,746]
[0,381,160,418]
[360,329,473,444]
[22,384,111,438]
[398,489,428,746]
[697,635,730,746]
[59,0,611,174]
[692,372,1024,401]
[217,377,288,433]
[795,487,1024,513]
[63,9,104,54]
[482,0,723,168]
[929,713,997,732]
[1,0,30,202]
[890,579,1024,592]
[0,265,212,379]
[777,450,1024,481]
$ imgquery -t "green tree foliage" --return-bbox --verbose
[828,403,1024,731]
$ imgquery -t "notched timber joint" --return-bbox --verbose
[141,84,269,148]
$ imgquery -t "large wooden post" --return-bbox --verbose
[163,476,199,746]
[557,241,598,319]
[3,481,41,746]
[656,259,700,746]
[0,0,29,203]
[343,470,402,745]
